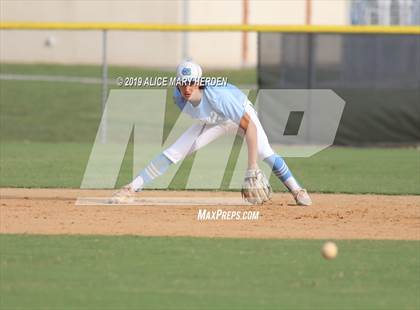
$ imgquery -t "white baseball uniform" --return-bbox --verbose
[163,84,275,164]
[130,82,303,196]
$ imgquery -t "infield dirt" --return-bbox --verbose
[1,188,419,240]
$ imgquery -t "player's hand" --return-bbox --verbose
[241,169,272,205]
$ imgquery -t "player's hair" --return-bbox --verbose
[176,83,206,90]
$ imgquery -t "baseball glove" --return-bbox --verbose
[241,169,272,205]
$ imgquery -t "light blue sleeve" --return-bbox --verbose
[207,85,247,124]
[172,87,186,111]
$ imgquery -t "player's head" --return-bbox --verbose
[176,59,202,82]
[176,59,203,100]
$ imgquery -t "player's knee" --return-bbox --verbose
[162,150,182,164]
[258,147,274,161]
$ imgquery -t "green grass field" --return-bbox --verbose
[1,64,419,309]
[1,142,419,194]
[1,235,419,309]
[1,63,419,194]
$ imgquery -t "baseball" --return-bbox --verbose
[321,241,338,260]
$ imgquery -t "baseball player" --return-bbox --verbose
[111,60,311,206]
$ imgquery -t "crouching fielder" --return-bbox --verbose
[112,60,311,206]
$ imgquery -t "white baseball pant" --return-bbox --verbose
[163,101,275,164]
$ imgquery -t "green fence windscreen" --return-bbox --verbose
[258,33,420,145]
